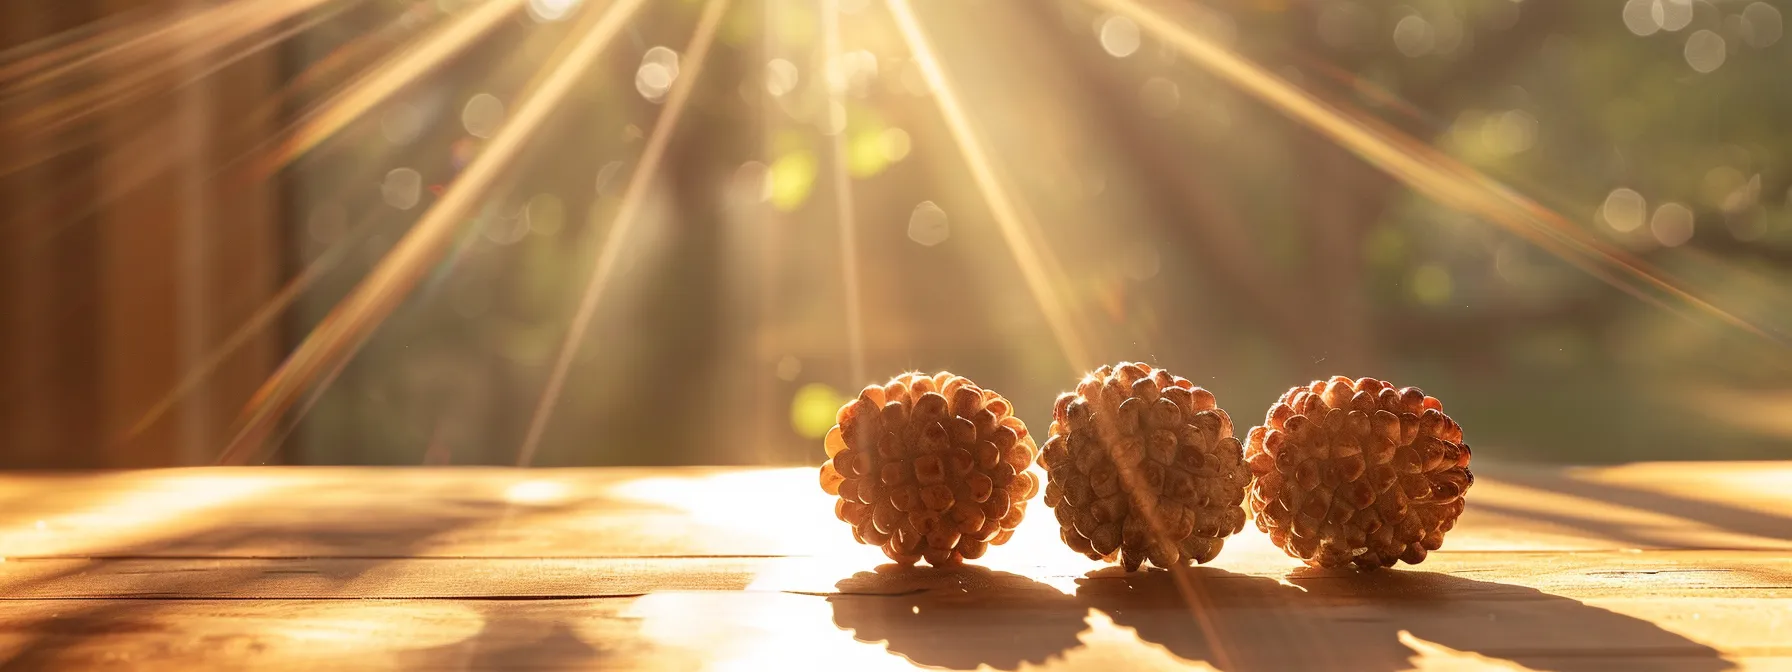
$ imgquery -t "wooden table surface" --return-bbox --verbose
[0,462,1786,670]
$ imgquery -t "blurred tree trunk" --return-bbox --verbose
[535,1,752,466]
[0,2,104,467]
[0,1,282,467]
[657,17,753,465]
[1016,3,1321,361]
[1018,0,1570,378]
[1296,135,1384,374]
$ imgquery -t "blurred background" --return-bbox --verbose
[1,0,1788,469]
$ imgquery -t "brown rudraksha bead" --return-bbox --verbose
[1246,376,1474,569]
[1038,362,1248,571]
[820,372,1039,566]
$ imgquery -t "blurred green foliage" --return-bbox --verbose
[289,0,1792,466]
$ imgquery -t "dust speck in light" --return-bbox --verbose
[1099,15,1141,58]
[907,201,949,247]
[461,93,504,139]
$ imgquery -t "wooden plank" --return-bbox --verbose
[0,551,1784,601]
[2,465,1789,559]
[0,557,761,600]
[0,465,1786,669]
[0,591,1781,670]
[0,468,866,559]
[1463,462,1792,551]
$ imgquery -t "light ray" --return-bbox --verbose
[1165,563,1237,671]
[6,3,352,140]
[823,0,868,386]
[0,0,336,91]
[280,5,437,96]
[0,7,141,75]
[244,220,488,464]
[5,2,446,257]
[515,0,733,468]
[750,0,792,463]
[1074,366,1242,671]
[891,5,1241,646]
[122,215,380,441]
[208,1,454,182]
[42,0,560,438]
[217,0,650,465]
[252,0,528,177]
[883,0,1095,373]
[1088,0,1786,348]
[0,0,357,179]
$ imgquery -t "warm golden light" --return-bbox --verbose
[255,0,529,177]
[503,478,570,505]
[218,0,651,465]
[0,0,1788,667]
[514,0,732,468]
[0,0,338,174]
[0,472,283,559]
[824,0,868,386]
[1086,0,1786,350]
[885,0,1096,373]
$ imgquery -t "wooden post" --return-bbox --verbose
[0,1,282,467]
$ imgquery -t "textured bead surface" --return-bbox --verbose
[819,372,1040,567]
[1038,362,1248,571]
[1245,376,1474,570]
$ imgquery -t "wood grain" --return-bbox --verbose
[0,464,1786,670]
[0,551,1786,600]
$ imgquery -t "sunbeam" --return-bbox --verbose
[122,213,385,442]
[884,0,1095,373]
[253,0,528,178]
[0,7,138,76]
[1087,0,1788,350]
[0,0,349,177]
[747,0,794,465]
[5,0,424,257]
[6,4,351,141]
[514,0,733,468]
[216,0,649,465]
[0,0,337,91]
[823,0,868,387]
